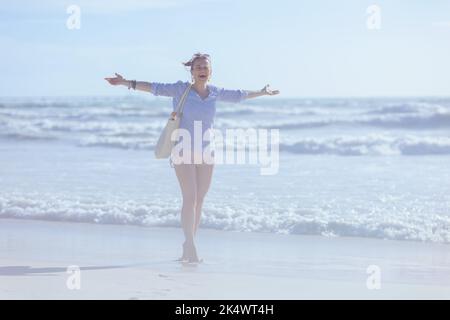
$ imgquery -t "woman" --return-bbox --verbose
[105,53,279,263]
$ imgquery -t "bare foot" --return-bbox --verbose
[186,241,201,263]
[175,242,189,262]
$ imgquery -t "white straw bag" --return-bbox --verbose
[154,82,193,159]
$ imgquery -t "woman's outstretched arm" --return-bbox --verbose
[104,73,151,92]
[245,84,280,100]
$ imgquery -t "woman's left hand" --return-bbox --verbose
[261,84,280,96]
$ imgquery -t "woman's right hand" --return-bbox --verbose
[104,73,127,86]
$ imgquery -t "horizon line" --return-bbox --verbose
[1,94,450,100]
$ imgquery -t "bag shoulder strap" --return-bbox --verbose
[174,82,193,116]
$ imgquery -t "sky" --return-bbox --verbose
[1,0,450,98]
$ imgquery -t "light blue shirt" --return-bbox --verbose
[150,80,248,155]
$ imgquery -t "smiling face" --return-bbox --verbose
[190,57,212,84]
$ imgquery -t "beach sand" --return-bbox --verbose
[1,218,450,299]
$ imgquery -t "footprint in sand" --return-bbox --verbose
[158,273,176,281]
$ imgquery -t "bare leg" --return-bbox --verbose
[194,163,214,236]
[174,163,197,261]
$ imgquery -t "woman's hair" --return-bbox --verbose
[182,52,211,70]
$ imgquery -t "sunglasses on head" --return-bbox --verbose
[192,53,210,60]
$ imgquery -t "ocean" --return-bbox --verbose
[1,95,449,243]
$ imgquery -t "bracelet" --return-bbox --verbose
[127,80,137,90]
